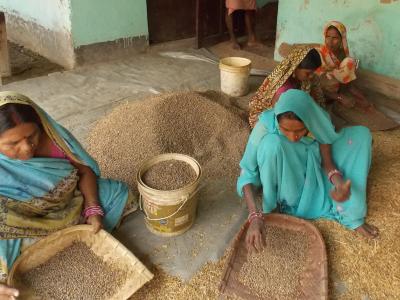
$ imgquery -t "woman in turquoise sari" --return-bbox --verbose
[0,91,133,298]
[238,89,378,254]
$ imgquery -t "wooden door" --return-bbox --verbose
[195,0,226,49]
[147,0,196,44]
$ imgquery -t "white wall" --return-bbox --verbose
[0,0,71,32]
[0,0,75,69]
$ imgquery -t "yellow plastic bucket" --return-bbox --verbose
[219,57,252,97]
[137,153,202,237]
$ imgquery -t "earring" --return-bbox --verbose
[292,73,296,79]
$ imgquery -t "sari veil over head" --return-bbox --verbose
[248,46,325,128]
[0,91,129,279]
[316,20,357,84]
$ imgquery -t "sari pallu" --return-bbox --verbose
[0,91,130,281]
[239,89,371,231]
[248,45,326,128]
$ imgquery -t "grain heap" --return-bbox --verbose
[143,159,197,190]
[87,91,249,194]
[21,242,128,300]
[237,226,309,299]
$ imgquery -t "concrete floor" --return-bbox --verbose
[0,42,266,281]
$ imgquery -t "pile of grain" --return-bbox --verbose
[143,159,197,190]
[237,226,309,299]
[21,242,128,300]
[87,91,249,194]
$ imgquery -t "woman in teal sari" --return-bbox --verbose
[0,91,133,298]
[238,89,378,254]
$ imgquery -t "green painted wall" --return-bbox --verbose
[275,0,400,80]
[70,0,148,47]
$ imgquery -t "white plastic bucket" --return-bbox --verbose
[219,57,251,97]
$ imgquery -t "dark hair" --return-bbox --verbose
[277,111,302,123]
[326,25,342,38]
[0,103,41,134]
[297,48,321,70]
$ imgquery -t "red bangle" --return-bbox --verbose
[328,169,342,184]
[82,205,104,219]
[248,212,263,224]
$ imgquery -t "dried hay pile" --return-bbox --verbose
[128,130,400,299]
[313,129,400,299]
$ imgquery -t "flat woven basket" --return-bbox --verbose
[7,225,153,300]
[219,213,328,300]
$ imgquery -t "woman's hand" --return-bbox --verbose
[336,94,355,108]
[86,215,103,233]
[330,179,351,202]
[0,284,19,300]
[245,218,266,255]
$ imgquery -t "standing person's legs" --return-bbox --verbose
[225,10,240,49]
[244,10,262,47]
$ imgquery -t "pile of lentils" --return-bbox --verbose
[87,91,250,193]
[21,242,128,300]
[237,226,310,299]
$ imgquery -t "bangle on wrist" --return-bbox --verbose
[248,211,263,224]
[82,205,104,220]
[328,169,342,184]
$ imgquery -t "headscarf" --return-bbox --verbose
[248,45,325,128]
[273,89,339,144]
[316,21,356,84]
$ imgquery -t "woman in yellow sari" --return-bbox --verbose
[0,91,134,298]
[248,46,326,128]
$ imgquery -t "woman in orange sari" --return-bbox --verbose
[316,21,372,110]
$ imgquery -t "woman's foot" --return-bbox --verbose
[354,98,375,113]
[246,39,264,48]
[230,40,241,50]
[355,223,379,239]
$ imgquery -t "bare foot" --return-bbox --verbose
[355,99,375,113]
[355,223,379,239]
[247,40,264,48]
[230,40,241,50]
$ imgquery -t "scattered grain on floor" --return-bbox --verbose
[86,91,249,194]
[130,248,232,300]
[143,159,197,190]
[21,242,128,300]
[237,226,309,299]
[313,130,400,299]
